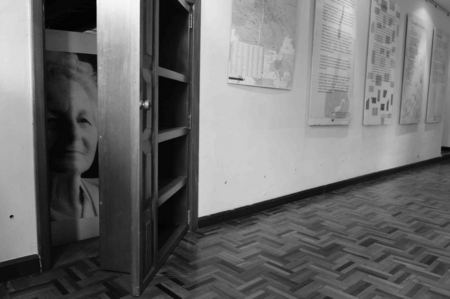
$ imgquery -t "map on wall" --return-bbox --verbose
[363,0,400,125]
[426,29,450,123]
[400,15,432,125]
[227,0,297,89]
[308,0,356,125]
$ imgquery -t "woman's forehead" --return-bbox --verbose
[47,78,96,113]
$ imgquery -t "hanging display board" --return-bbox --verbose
[426,28,450,123]
[308,0,356,126]
[363,0,400,125]
[227,0,298,89]
[399,15,432,125]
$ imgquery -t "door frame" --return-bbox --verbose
[33,0,52,271]
[189,0,201,232]
[35,0,200,288]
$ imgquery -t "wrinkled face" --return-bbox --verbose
[46,76,98,174]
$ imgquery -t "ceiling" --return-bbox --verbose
[433,0,450,14]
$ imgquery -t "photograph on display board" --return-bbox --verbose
[399,15,432,125]
[45,30,99,246]
[426,28,450,123]
[363,0,400,126]
[227,0,298,89]
[308,0,356,126]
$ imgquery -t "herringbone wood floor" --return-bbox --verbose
[3,161,450,298]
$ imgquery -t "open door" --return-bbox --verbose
[97,0,199,295]
[36,0,102,270]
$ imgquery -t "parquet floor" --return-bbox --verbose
[2,161,450,298]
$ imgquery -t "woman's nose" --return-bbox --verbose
[64,119,82,142]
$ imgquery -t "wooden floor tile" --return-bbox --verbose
[3,161,450,298]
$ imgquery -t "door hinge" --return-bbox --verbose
[187,210,191,224]
[189,13,193,29]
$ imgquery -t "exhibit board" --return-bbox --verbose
[426,28,450,123]
[227,0,298,89]
[399,15,432,125]
[363,0,400,125]
[308,0,356,126]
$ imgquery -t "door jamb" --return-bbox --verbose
[32,0,52,271]
[189,0,201,231]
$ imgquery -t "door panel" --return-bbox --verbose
[98,0,195,295]
[97,0,141,274]
[140,0,157,285]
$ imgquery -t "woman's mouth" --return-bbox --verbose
[62,150,86,155]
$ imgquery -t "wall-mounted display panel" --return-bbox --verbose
[363,0,400,125]
[227,0,298,89]
[308,0,356,125]
[399,15,432,125]
[426,28,450,123]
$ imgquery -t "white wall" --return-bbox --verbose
[443,101,450,147]
[1,0,449,264]
[0,0,39,262]
[198,0,450,217]
[443,80,450,146]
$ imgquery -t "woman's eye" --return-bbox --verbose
[78,117,92,125]
[47,117,59,124]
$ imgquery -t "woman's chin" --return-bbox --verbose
[50,162,87,175]
[50,154,92,175]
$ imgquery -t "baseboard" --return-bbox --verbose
[198,156,446,228]
[0,255,40,282]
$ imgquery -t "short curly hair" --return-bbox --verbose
[45,51,97,104]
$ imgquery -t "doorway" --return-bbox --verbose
[36,0,200,295]
[42,0,100,268]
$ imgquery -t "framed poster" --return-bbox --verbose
[363,0,400,125]
[227,0,298,89]
[308,0,356,126]
[45,30,99,245]
[399,15,432,125]
[426,28,450,123]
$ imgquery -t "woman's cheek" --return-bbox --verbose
[82,126,99,152]
[46,129,58,151]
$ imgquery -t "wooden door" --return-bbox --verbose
[97,0,198,295]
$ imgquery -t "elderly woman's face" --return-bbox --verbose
[46,76,98,174]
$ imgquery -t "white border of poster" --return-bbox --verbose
[426,28,450,123]
[308,0,356,126]
[399,15,432,125]
[227,0,298,90]
[363,0,400,126]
